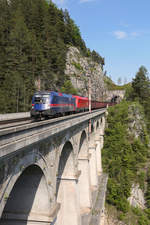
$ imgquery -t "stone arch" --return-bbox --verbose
[78,130,88,158]
[0,151,51,218]
[101,115,105,134]
[0,164,52,224]
[99,116,104,134]
[96,120,100,130]
[57,141,75,180]
[100,117,103,124]
[89,119,99,188]
[90,121,96,145]
[56,141,81,225]
[91,123,94,133]
[78,131,91,210]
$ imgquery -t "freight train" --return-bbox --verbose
[30,91,113,119]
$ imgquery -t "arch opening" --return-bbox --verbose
[78,131,88,158]
[96,121,99,130]
[78,131,91,209]
[56,142,80,225]
[91,124,94,133]
[56,141,74,197]
[0,165,51,225]
[101,117,103,124]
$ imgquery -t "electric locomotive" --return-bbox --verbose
[30,91,113,119]
[72,95,89,112]
[31,91,76,119]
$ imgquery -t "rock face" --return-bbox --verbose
[105,90,125,102]
[127,104,147,209]
[128,184,145,209]
[65,46,106,100]
[128,104,146,139]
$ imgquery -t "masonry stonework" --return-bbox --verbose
[0,112,106,225]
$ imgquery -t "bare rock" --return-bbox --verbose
[65,46,106,100]
[128,184,145,209]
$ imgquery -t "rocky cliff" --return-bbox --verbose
[105,90,125,102]
[65,46,106,100]
[127,104,148,210]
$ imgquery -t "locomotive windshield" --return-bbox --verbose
[34,95,49,104]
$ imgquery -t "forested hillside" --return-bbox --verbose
[103,66,150,225]
[0,0,104,113]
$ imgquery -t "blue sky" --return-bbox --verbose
[52,0,150,84]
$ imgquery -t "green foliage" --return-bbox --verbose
[145,168,150,208]
[127,66,150,131]
[138,215,149,225]
[125,83,134,100]
[145,208,150,219]
[132,66,150,102]
[72,61,83,71]
[131,139,147,164]
[118,212,126,220]
[102,101,149,215]
[0,0,104,113]
[104,76,130,90]
[60,80,78,95]
[91,50,105,68]
[63,9,85,51]
[129,207,150,225]
[132,207,143,216]
[104,68,150,224]
[137,171,146,190]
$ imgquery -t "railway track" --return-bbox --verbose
[0,108,106,160]
[0,118,33,130]
[0,108,106,134]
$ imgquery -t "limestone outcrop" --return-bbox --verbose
[128,104,146,139]
[105,90,125,102]
[127,104,148,210]
[65,46,106,100]
[128,184,145,209]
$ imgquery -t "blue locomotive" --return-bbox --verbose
[30,90,114,119]
[31,91,76,119]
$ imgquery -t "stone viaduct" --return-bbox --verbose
[0,109,107,225]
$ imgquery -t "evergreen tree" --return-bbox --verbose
[0,0,12,112]
[132,66,150,102]
[91,50,105,68]
[0,0,104,113]
[63,9,87,54]
[128,66,150,130]
[60,80,78,95]
[4,8,35,111]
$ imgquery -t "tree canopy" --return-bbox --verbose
[126,66,150,130]
[132,66,150,101]
[0,0,104,113]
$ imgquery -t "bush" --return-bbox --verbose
[138,215,149,225]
